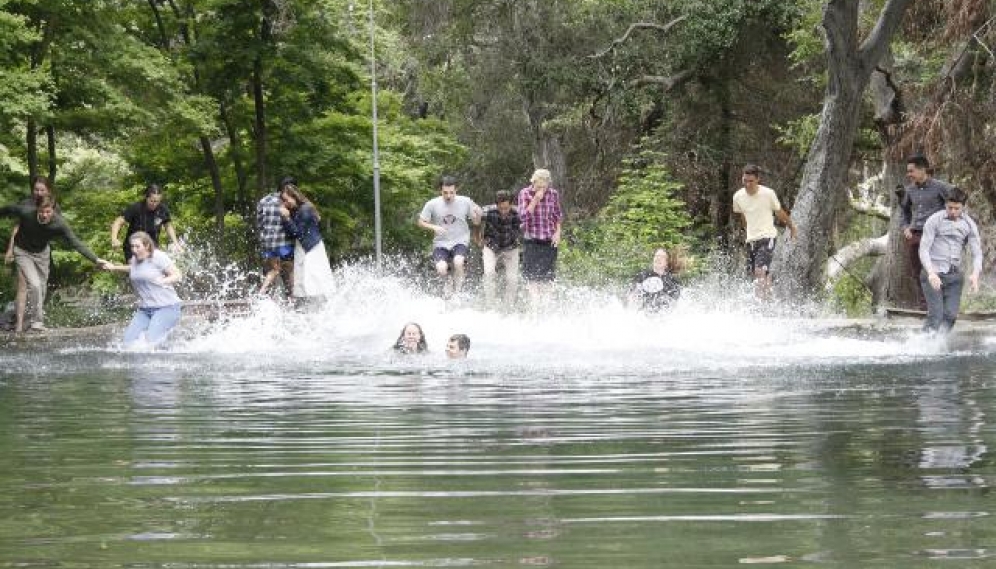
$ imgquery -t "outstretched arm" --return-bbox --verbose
[110,216,126,248]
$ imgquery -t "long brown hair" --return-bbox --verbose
[280,184,321,221]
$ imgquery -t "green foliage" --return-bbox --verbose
[774,113,820,158]
[561,150,692,284]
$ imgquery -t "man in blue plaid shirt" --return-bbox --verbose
[257,176,296,297]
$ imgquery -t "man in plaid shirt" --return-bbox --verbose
[517,168,563,306]
[475,190,521,305]
[257,176,296,297]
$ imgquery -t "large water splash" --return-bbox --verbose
[171,258,964,374]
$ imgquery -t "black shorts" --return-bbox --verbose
[746,238,776,275]
[432,244,469,264]
[522,239,558,282]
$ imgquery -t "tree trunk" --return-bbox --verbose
[252,59,268,200]
[524,97,567,194]
[872,162,919,308]
[26,119,38,182]
[771,0,912,295]
[221,101,249,217]
[199,136,225,234]
[46,124,56,183]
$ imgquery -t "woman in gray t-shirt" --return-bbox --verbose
[106,231,182,347]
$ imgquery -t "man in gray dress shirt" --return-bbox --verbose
[918,187,982,333]
[901,155,951,309]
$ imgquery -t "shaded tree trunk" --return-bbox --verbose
[46,125,56,183]
[525,97,567,193]
[252,59,268,199]
[26,119,38,182]
[772,0,912,295]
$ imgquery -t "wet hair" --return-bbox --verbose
[946,186,967,204]
[144,183,164,199]
[742,164,761,177]
[449,334,470,354]
[907,155,930,170]
[495,190,512,205]
[439,175,459,188]
[278,176,298,191]
[128,231,157,254]
[394,322,428,354]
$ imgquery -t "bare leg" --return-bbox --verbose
[259,258,280,294]
[452,255,466,295]
[14,269,26,333]
[435,260,452,297]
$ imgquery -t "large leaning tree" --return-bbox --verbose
[771,0,912,295]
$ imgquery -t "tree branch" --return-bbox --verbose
[627,68,694,91]
[826,234,888,289]
[589,16,687,59]
[858,0,914,70]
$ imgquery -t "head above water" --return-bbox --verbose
[395,322,427,354]
[446,334,470,359]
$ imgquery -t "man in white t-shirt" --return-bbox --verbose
[418,176,482,297]
[732,164,797,298]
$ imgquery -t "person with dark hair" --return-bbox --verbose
[445,333,470,359]
[629,248,683,312]
[901,155,952,310]
[917,187,982,334]
[393,322,428,354]
[257,176,296,297]
[111,184,182,261]
[279,183,334,301]
[418,175,482,297]
[1,196,110,332]
[4,177,57,330]
[103,231,183,347]
[732,164,797,299]
[476,189,521,305]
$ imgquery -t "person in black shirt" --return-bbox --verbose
[0,196,109,332]
[475,190,521,305]
[110,184,181,261]
[629,248,682,312]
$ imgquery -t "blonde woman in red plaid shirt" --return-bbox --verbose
[517,169,563,306]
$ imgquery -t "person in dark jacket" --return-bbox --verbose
[279,184,334,301]
[629,248,683,313]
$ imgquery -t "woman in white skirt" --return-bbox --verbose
[279,184,334,301]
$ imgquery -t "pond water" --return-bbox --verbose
[2,268,995,567]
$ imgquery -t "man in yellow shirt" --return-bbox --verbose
[732,164,797,298]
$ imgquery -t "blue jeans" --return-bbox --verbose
[124,304,181,346]
[920,269,963,333]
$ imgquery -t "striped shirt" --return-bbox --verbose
[517,185,562,241]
